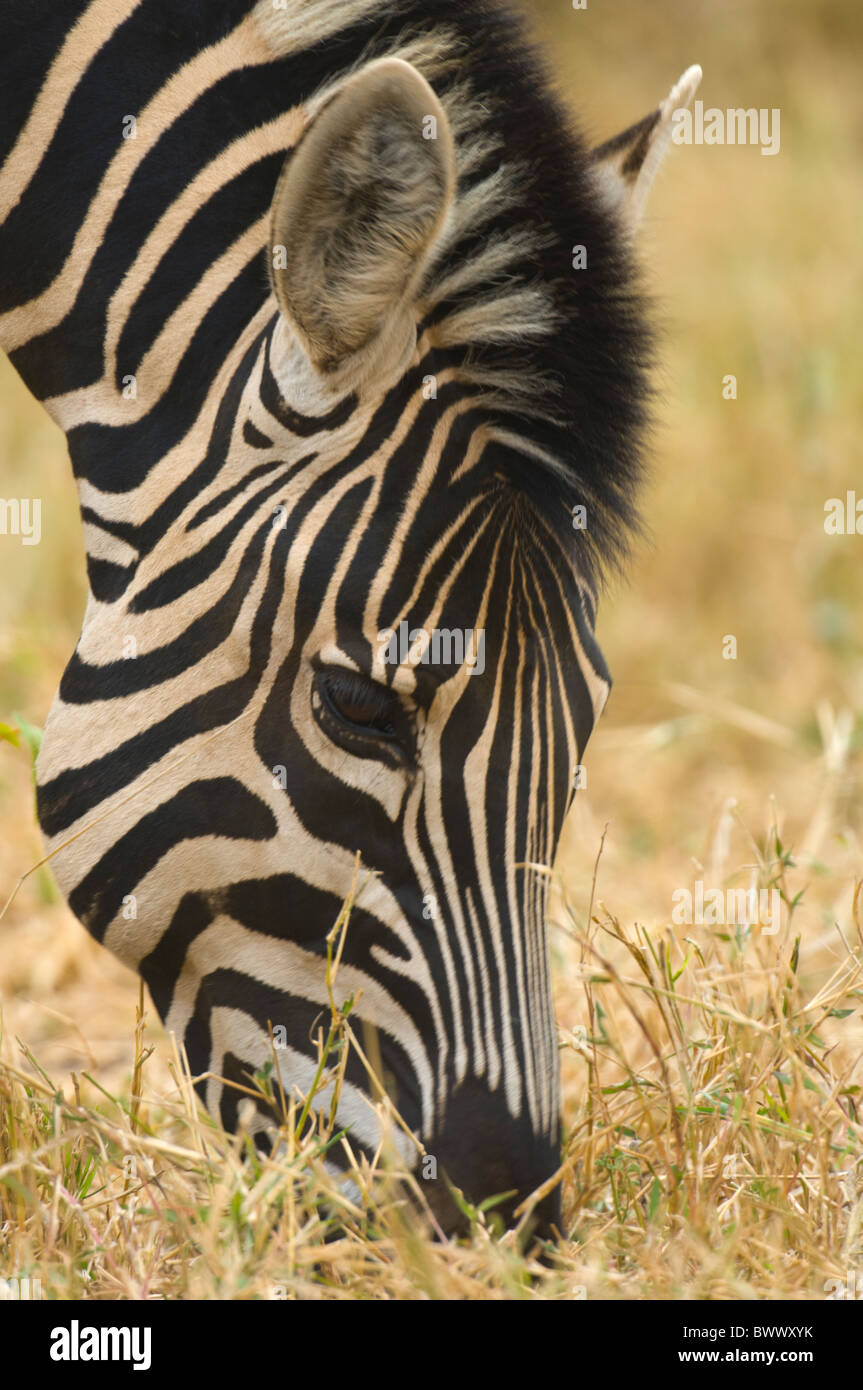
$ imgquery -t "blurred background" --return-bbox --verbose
[1,0,861,1099]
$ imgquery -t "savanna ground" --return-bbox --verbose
[1,0,861,1300]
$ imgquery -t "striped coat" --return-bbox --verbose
[0,0,698,1235]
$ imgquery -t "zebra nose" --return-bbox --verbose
[420,1081,561,1239]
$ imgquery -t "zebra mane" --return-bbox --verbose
[256,0,653,589]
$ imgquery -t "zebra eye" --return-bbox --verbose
[313,667,411,754]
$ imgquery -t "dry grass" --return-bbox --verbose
[2,0,862,1299]
[2,751,861,1299]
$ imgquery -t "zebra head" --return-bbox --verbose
[14,5,699,1236]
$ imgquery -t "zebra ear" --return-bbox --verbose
[591,64,702,228]
[269,58,455,378]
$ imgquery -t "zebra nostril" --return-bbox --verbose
[422,1175,562,1246]
[419,1161,562,1247]
[417,1081,561,1242]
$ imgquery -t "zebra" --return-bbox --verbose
[0,0,699,1237]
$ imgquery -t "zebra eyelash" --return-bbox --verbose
[312,666,416,764]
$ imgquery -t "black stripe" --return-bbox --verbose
[242,419,273,450]
[0,0,257,314]
[0,0,89,166]
[68,778,277,943]
[259,351,357,435]
[63,261,269,495]
[116,153,286,385]
[38,506,288,834]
